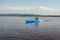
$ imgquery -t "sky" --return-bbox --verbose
[0,0,60,15]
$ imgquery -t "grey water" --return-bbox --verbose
[0,16,60,40]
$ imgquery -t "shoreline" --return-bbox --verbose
[0,14,60,17]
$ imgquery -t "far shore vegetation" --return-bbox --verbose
[0,14,60,17]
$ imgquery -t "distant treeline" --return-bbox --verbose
[0,14,60,17]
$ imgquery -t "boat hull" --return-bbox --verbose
[25,19,43,23]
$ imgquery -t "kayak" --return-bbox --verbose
[25,19,43,23]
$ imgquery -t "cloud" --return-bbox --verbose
[37,7,60,14]
[0,6,60,15]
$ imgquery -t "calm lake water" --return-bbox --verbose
[0,16,60,40]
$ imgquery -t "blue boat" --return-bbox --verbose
[25,19,43,23]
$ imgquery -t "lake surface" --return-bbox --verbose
[0,16,60,40]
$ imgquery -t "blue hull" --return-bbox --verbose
[25,19,43,23]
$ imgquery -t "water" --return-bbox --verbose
[0,16,60,40]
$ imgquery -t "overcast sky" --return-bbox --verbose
[0,0,60,15]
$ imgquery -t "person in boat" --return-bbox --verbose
[35,16,38,20]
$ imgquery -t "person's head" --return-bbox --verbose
[36,16,38,20]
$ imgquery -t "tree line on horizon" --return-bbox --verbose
[0,14,60,17]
